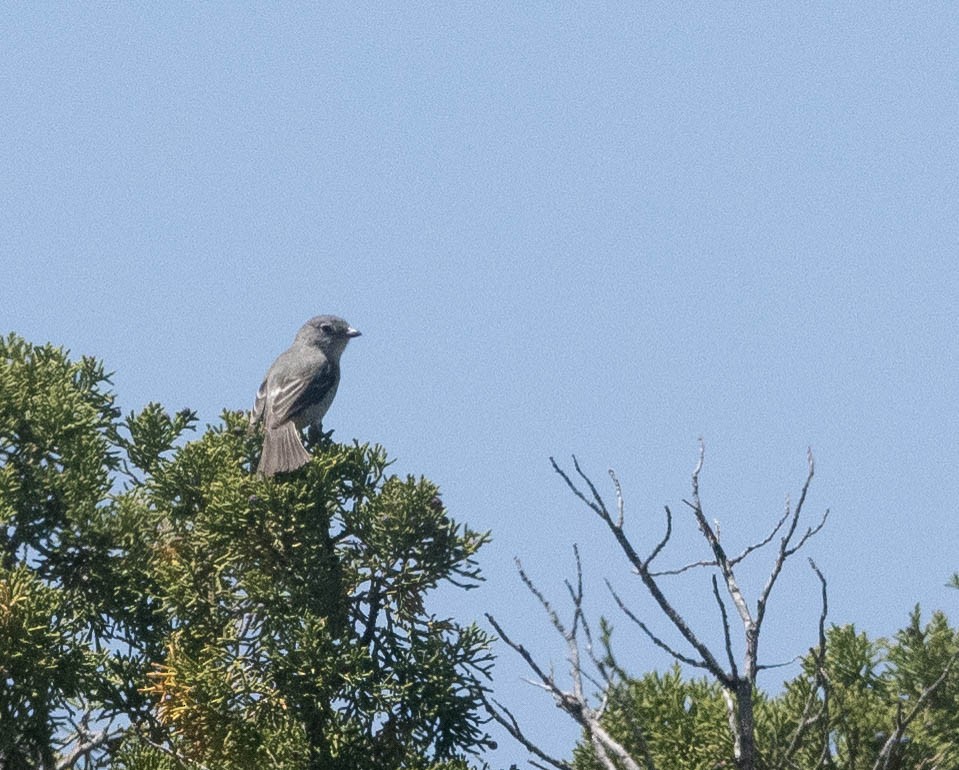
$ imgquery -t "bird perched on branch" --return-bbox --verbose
[251,315,361,476]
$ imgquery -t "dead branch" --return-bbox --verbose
[780,559,831,768]
[682,445,756,671]
[496,447,829,770]
[645,506,672,566]
[482,694,572,770]
[605,579,710,671]
[755,449,818,631]
[551,455,729,682]
[489,550,656,770]
[729,504,792,566]
[54,727,120,770]
[712,574,738,676]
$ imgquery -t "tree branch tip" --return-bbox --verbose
[693,440,706,472]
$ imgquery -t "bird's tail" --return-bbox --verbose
[257,422,311,476]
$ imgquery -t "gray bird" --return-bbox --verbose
[252,315,361,476]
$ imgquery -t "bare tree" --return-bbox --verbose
[486,443,830,770]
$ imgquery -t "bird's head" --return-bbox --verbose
[296,315,361,357]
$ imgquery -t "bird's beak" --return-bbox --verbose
[346,327,362,338]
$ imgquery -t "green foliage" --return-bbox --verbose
[573,615,959,770]
[0,564,101,769]
[0,333,493,769]
[573,665,732,770]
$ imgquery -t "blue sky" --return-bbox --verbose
[3,5,958,766]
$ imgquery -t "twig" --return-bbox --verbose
[487,605,644,770]
[482,694,572,770]
[649,556,718,578]
[605,580,710,671]
[609,469,626,529]
[728,504,792,566]
[753,454,825,667]
[781,559,830,767]
[645,506,672,566]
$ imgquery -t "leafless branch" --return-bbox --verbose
[482,694,572,770]
[755,657,803,672]
[649,555,718,577]
[551,455,728,682]
[486,612,560,700]
[49,702,125,770]
[728,504,792,566]
[55,726,121,770]
[531,761,561,770]
[609,469,626,528]
[486,604,645,770]
[781,559,830,767]
[682,486,755,677]
[645,506,672,566]
[569,551,614,692]
[711,574,738,677]
[495,447,829,770]
[755,450,822,631]
[605,579,710,671]
[783,509,829,559]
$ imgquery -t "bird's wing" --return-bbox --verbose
[257,359,337,429]
[252,379,269,424]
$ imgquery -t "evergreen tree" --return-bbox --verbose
[0,333,493,769]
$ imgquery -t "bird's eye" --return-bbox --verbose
[321,323,335,334]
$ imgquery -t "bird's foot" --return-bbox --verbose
[305,423,335,447]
